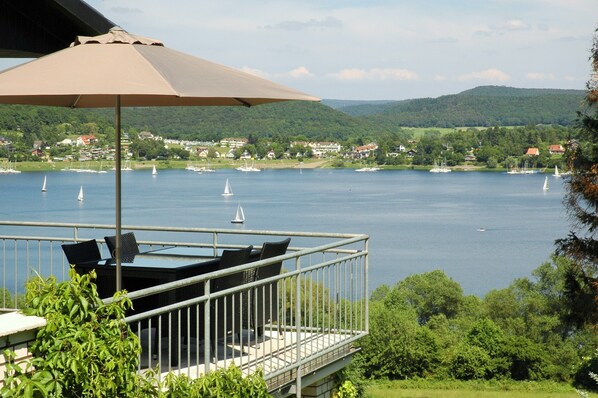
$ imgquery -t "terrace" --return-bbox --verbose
[0,221,369,397]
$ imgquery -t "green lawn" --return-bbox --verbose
[366,380,597,398]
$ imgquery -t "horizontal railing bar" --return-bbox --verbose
[263,334,364,382]
[0,221,363,239]
[125,252,367,322]
[113,236,366,303]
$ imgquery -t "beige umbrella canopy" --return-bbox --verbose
[0,27,319,290]
[0,27,318,107]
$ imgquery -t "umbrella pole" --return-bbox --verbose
[115,95,122,291]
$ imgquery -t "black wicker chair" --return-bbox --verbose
[251,238,291,338]
[61,239,102,265]
[104,232,140,259]
[209,245,253,361]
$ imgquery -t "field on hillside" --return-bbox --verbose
[403,127,476,137]
[402,126,519,137]
[366,380,597,398]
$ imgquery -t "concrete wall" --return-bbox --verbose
[0,312,46,384]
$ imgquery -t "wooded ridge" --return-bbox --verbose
[0,85,585,142]
[332,86,585,128]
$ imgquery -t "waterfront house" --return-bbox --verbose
[30,148,44,157]
[220,138,248,149]
[138,131,154,140]
[76,134,97,147]
[57,138,74,146]
[548,144,565,155]
[525,147,540,156]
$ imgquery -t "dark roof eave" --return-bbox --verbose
[0,0,116,58]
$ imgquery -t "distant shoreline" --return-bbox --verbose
[4,160,546,173]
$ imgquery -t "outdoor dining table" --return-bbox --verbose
[74,246,260,366]
[75,247,223,298]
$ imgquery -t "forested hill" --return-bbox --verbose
[0,86,586,141]
[336,86,586,128]
[0,101,384,141]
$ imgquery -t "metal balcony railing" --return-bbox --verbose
[0,221,368,394]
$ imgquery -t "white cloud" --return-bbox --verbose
[287,66,314,78]
[330,68,418,81]
[564,75,578,81]
[458,69,510,82]
[263,16,343,31]
[503,19,530,31]
[434,75,447,81]
[526,72,556,81]
[240,67,270,79]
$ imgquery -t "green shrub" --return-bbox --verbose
[1,268,155,397]
[335,380,358,398]
[160,366,270,398]
[450,344,490,380]
[0,268,271,398]
[500,336,550,381]
[575,350,598,391]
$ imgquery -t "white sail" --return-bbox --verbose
[77,186,84,201]
[553,165,560,177]
[41,176,47,192]
[97,161,108,174]
[231,204,245,223]
[542,176,549,191]
[222,178,233,196]
[236,159,260,172]
[152,165,157,175]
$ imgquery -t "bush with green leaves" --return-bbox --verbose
[0,268,272,398]
[358,302,440,379]
[450,343,490,380]
[160,366,270,398]
[334,380,358,398]
[1,268,156,397]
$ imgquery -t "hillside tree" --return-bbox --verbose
[555,29,598,327]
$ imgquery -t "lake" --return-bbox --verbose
[0,168,569,296]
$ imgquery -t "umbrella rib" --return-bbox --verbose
[234,98,252,107]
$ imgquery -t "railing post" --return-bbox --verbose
[364,237,369,334]
[295,256,302,398]
[204,279,211,374]
[212,232,218,258]
[73,226,78,242]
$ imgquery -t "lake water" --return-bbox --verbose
[0,168,569,296]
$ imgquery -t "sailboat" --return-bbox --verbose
[222,178,233,196]
[553,165,561,177]
[97,161,107,174]
[77,186,84,201]
[542,176,549,191]
[123,160,133,171]
[231,204,245,224]
[236,159,260,172]
[152,165,157,175]
[41,176,47,192]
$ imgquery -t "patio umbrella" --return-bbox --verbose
[0,27,319,290]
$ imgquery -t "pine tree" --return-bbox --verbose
[555,29,598,327]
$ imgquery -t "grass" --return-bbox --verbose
[402,126,520,138]
[365,380,597,398]
[7,157,330,172]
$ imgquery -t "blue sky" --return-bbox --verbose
[5,0,598,100]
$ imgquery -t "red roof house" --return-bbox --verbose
[525,147,540,156]
[548,144,565,155]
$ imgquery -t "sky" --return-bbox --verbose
[6,0,598,101]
